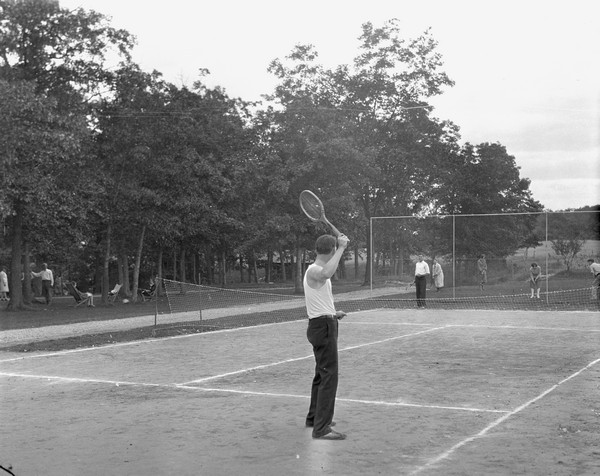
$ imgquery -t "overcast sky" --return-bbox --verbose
[61,0,600,210]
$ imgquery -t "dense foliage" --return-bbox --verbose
[1,1,570,309]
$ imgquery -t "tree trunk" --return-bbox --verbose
[354,243,359,280]
[220,251,226,287]
[180,247,186,282]
[118,251,131,297]
[122,253,131,297]
[252,250,258,283]
[280,249,287,281]
[193,252,198,284]
[102,221,112,304]
[266,249,273,283]
[157,248,163,296]
[8,207,24,310]
[363,225,372,286]
[131,224,146,302]
[172,249,177,283]
[22,241,32,305]
[294,241,303,294]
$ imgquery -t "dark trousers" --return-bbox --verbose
[415,275,427,307]
[306,316,339,437]
[41,280,53,304]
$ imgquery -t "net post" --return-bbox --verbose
[452,214,456,300]
[369,216,373,295]
[545,211,549,305]
[150,278,159,337]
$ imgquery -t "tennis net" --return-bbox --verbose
[160,280,598,332]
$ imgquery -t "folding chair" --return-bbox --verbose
[66,282,93,307]
[108,283,122,304]
[138,283,156,302]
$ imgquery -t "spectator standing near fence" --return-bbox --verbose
[414,254,430,307]
[431,259,444,291]
[477,254,488,290]
[529,262,541,299]
[303,233,349,440]
[31,263,54,305]
[587,259,600,306]
[0,266,8,301]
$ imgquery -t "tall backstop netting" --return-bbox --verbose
[370,211,600,310]
[153,211,598,333]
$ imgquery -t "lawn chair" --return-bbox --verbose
[138,283,156,302]
[66,282,94,308]
[107,283,122,304]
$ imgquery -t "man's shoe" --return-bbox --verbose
[306,421,335,428]
[313,429,346,440]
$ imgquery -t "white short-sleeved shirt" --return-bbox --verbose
[303,264,336,318]
[415,261,430,277]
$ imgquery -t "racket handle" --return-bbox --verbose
[324,218,341,237]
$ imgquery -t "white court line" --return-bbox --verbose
[409,356,600,475]
[342,322,436,326]
[0,371,167,388]
[3,315,596,365]
[175,386,508,414]
[178,326,448,385]
[0,371,506,414]
[446,324,600,333]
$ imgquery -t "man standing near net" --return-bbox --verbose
[587,259,600,307]
[414,254,430,308]
[303,233,349,440]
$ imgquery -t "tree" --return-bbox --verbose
[0,80,93,309]
[0,0,134,111]
[267,20,456,285]
[432,142,543,259]
[0,0,134,308]
[95,65,255,296]
[548,212,591,272]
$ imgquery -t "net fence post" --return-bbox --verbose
[370,216,373,295]
[545,211,549,305]
[452,213,456,300]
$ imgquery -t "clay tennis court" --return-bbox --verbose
[1,308,599,475]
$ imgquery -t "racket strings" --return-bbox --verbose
[300,194,323,221]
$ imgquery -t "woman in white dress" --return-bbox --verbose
[0,266,9,301]
[432,259,444,291]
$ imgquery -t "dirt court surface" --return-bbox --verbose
[1,309,599,475]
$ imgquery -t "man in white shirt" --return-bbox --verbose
[32,263,54,305]
[414,254,430,308]
[303,233,349,440]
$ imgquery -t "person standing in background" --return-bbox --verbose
[477,254,488,290]
[529,262,542,299]
[587,259,600,307]
[31,263,54,305]
[0,266,8,301]
[431,259,444,292]
[414,254,430,308]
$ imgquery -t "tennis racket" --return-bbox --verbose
[299,190,341,237]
